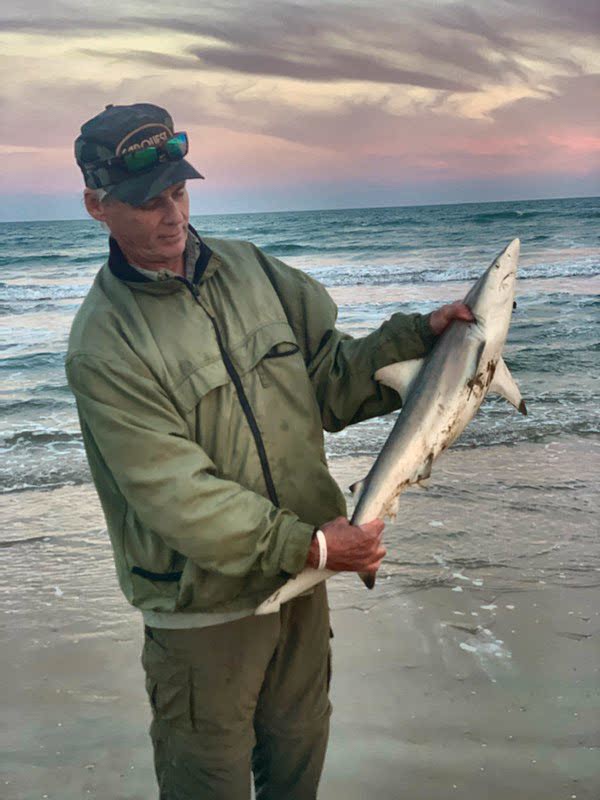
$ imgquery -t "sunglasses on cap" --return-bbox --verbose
[85,132,189,183]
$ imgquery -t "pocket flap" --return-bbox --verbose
[229,321,299,374]
[174,359,230,413]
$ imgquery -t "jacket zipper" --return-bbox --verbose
[183,280,280,507]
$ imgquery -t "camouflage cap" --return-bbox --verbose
[74,103,204,206]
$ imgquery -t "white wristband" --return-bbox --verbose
[315,529,327,570]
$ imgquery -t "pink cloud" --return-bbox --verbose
[548,133,600,154]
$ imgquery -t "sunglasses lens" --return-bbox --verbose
[123,148,159,172]
[165,132,188,160]
[118,132,188,174]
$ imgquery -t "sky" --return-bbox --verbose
[0,0,599,221]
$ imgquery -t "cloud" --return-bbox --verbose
[78,48,202,71]
[1,0,598,212]
[0,16,117,34]
[190,71,600,183]
[504,0,600,36]
[4,0,592,92]
[0,80,120,148]
[424,2,518,50]
[91,45,474,91]
[500,73,600,127]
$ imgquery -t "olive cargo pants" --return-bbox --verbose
[141,584,332,799]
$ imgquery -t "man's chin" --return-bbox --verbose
[158,235,186,258]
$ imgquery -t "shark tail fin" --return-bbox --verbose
[489,358,527,415]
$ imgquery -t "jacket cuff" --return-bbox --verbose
[372,312,438,373]
[415,312,438,350]
[278,520,316,575]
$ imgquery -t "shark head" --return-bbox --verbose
[465,238,520,340]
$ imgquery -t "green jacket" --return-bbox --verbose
[66,229,437,621]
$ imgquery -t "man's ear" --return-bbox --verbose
[83,189,109,223]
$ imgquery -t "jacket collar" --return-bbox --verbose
[107,224,216,288]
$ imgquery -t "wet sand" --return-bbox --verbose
[324,586,600,799]
[1,580,598,799]
[1,439,599,798]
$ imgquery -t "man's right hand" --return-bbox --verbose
[305,516,386,573]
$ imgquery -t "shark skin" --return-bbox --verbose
[255,238,525,615]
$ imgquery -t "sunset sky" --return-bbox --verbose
[1,0,598,220]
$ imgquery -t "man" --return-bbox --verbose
[67,102,473,799]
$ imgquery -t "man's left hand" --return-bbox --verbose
[429,301,474,336]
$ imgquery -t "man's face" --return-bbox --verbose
[99,182,190,265]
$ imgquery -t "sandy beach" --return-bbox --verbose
[1,577,598,799]
[2,440,599,799]
[326,587,599,799]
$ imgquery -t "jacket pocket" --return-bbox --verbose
[131,566,182,582]
[123,505,184,609]
[263,342,300,359]
[172,358,230,415]
[229,321,301,389]
[228,321,299,375]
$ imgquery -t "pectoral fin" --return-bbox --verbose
[349,479,365,499]
[489,358,527,415]
[374,358,424,402]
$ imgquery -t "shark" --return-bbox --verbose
[255,238,525,615]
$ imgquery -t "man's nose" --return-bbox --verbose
[163,198,185,224]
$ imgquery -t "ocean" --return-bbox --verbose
[1,196,599,624]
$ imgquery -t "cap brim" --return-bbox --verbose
[106,159,204,206]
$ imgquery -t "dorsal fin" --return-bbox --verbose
[374,358,424,402]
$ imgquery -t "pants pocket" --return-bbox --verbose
[142,629,192,727]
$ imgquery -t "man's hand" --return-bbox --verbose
[305,516,386,573]
[429,301,474,336]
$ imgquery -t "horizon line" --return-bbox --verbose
[0,192,597,226]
